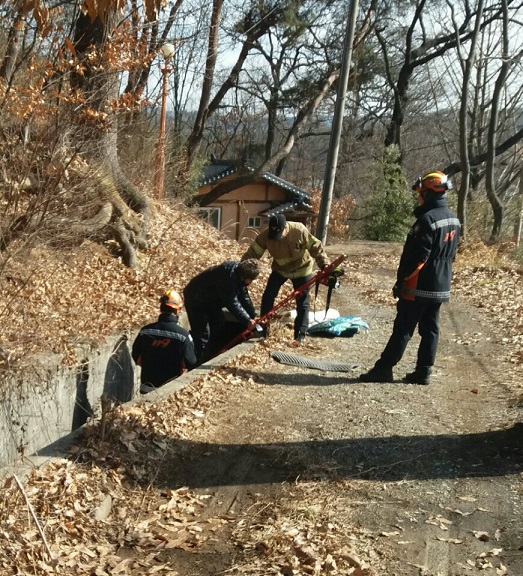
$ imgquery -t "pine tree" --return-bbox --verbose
[364,146,415,241]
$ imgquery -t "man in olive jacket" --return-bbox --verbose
[242,214,330,344]
[359,170,461,385]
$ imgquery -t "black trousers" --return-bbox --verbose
[375,299,442,375]
[184,299,226,361]
[261,271,312,338]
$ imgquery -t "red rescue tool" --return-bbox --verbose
[218,254,347,355]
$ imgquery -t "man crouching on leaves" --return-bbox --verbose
[359,170,460,386]
[132,290,197,394]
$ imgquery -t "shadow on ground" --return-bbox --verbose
[37,420,522,490]
[158,423,523,489]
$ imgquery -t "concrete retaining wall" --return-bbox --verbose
[0,333,139,469]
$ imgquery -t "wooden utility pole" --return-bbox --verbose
[316,0,360,244]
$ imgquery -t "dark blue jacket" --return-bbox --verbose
[398,196,460,303]
[183,261,255,324]
[132,314,197,387]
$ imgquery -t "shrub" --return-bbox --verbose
[363,146,415,241]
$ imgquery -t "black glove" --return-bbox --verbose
[392,283,400,299]
[329,267,344,289]
[321,266,345,288]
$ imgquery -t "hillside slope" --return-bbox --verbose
[0,201,269,370]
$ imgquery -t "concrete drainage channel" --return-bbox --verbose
[0,331,252,480]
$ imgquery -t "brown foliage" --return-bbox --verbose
[309,187,356,240]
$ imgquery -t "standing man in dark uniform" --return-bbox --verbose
[359,170,461,385]
[132,290,197,394]
[183,259,261,362]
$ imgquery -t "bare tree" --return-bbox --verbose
[122,0,185,100]
[452,0,486,241]
[375,0,519,153]
[192,0,376,206]
[67,9,153,267]
[516,170,523,246]
[485,0,510,241]
[182,1,293,173]
[0,2,28,85]
[0,0,164,266]
[437,0,523,241]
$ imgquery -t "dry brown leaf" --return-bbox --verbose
[472,531,490,541]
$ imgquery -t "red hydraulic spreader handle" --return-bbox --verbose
[217,254,347,356]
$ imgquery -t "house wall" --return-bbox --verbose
[218,203,240,239]
[198,179,289,241]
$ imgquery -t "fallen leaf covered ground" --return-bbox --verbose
[0,202,522,575]
[0,201,271,369]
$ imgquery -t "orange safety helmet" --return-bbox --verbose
[160,290,184,311]
[412,171,453,193]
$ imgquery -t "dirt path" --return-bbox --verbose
[154,241,523,576]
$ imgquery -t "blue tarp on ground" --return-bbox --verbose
[307,316,369,338]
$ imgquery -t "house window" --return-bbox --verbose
[197,207,221,229]
[248,216,261,228]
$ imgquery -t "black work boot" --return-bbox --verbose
[358,367,393,383]
[403,371,431,385]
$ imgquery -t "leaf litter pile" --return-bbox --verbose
[0,349,376,575]
[1,201,522,575]
[0,202,273,370]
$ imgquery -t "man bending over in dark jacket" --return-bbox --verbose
[183,259,261,362]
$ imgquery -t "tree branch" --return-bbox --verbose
[443,127,523,176]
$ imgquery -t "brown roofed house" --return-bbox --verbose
[195,156,315,243]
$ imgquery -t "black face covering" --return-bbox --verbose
[422,190,446,204]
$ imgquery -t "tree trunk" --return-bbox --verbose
[455,0,486,243]
[258,69,340,174]
[191,174,256,207]
[378,0,516,163]
[515,178,523,247]
[0,7,26,84]
[122,0,184,101]
[182,5,286,176]
[486,0,509,242]
[444,128,523,177]
[71,10,151,267]
[379,0,425,151]
[184,0,224,169]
